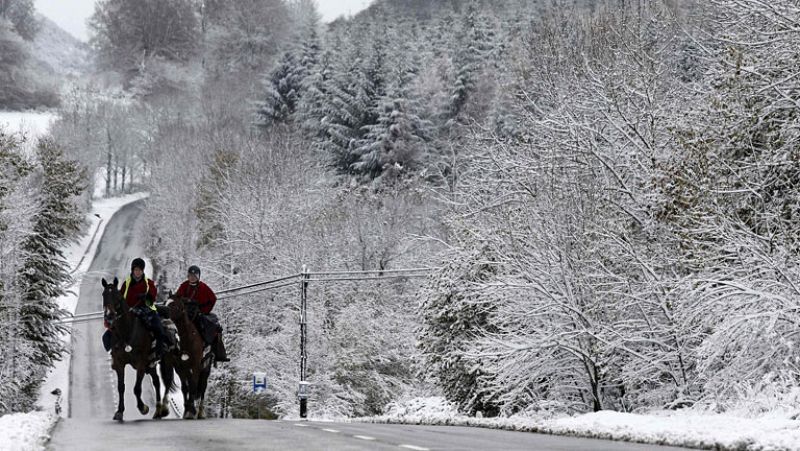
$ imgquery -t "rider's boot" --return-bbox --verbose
[213,335,230,362]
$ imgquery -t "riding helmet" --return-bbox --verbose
[131,258,146,271]
[188,265,201,279]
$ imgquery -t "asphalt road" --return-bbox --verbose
[49,419,693,451]
[48,199,691,451]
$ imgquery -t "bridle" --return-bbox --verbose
[103,285,124,328]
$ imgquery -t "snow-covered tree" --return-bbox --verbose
[0,135,86,413]
[418,245,503,416]
[653,0,800,406]
[256,50,305,126]
[17,140,86,381]
[202,0,290,72]
[89,0,199,72]
[255,1,321,127]
[444,3,495,123]
[351,97,432,180]
[0,132,36,413]
[0,0,38,40]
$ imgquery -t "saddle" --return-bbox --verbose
[196,313,222,345]
[103,308,177,355]
[185,302,221,344]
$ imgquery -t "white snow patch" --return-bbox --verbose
[0,411,54,451]
[0,111,57,140]
[361,397,800,450]
[384,396,459,419]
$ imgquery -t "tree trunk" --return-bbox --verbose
[106,128,112,197]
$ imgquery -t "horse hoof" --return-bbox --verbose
[139,404,149,415]
[183,412,195,420]
[157,405,170,418]
[113,411,123,422]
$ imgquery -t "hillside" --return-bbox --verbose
[0,15,90,110]
[28,15,91,78]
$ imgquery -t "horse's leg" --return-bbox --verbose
[158,360,173,419]
[148,366,163,419]
[183,364,202,420]
[196,367,211,420]
[179,369,189,408]
[178,364,195,419]
[133,366,149,416]
[113,361,125,422]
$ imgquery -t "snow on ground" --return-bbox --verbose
[361,397,800,451]
[19,193,150,450]
[0,111,57,140]
[0,411,54,451]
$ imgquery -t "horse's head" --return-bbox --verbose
[101,277,123,328]
[165,291,187,322]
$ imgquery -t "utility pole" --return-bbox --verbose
[299,265,309,418]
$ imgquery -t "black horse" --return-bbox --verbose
[101,277,169,421]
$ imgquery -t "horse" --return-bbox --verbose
[101,277,170,421]
[165,292,214,419]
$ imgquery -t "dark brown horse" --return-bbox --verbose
[165,292,214,419]
[101,277,169,421]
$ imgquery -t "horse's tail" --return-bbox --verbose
[168,378,177,394]
[160,360,177,394]
[167,372,177,394]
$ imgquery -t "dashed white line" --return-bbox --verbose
[354,435,376,441]
[399,445,430,451]
[322,428,340,433]
[293,423,308,427]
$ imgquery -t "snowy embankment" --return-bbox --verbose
[360,397,800,451]
[0,193,148,451]
[0,411,53,451]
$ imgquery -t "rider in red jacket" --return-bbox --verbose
[115,258,170,357]
[176,265,229,362]
[121,259,158,309]
[176,272,216,314]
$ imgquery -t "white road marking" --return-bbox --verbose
[399,445,430,451]
[322,428,340,433]
[354,435,375,441]
[293,423,308,427]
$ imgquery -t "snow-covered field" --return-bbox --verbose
[360,397,800,451]
[0,111,57,140]
[0,193,148,451]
